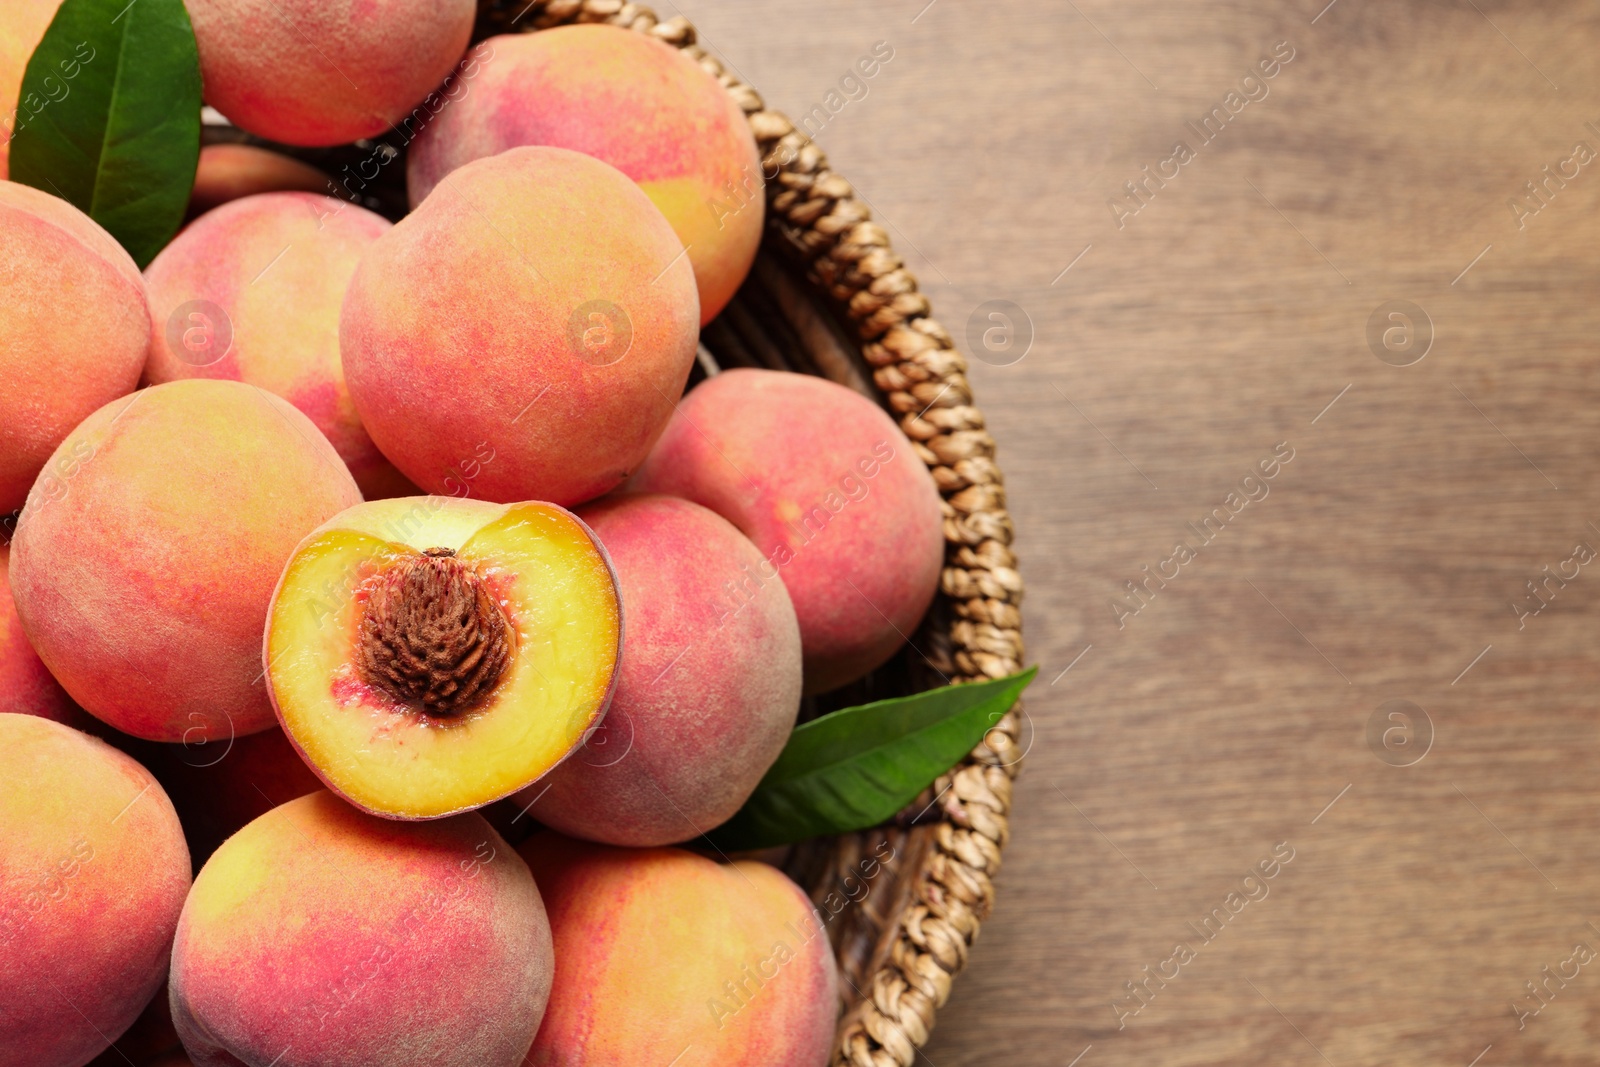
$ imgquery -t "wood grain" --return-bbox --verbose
[676,1,1600,1063]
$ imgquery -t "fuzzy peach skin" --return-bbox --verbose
[633,368,945,692]
[409,25,763,325]
[522,836,838,1067]
[8,379,361,742]
[0,542,84,724]
[0,180,150,512]
[184,0,475,146]
[0,0,62,180]
[188,144,329,217]
[144,192,413,499]
[85,979,180,1067]
[525,495,800,846]
[171,791,552,1067]
[342,146,699,506]
[0,714,190,1067]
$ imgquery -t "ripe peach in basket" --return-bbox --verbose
[265,497,622,820]
[521,836,838,1067]
[184,0,476,147]
[0,180,149,513]
[144,191,414,499]
[409,24,764,325]
[0,714,190,1067]
[342,146,699,507]
[634,367,946,692]
[8,379,361,742]
[170,791,552,1067]
[523,494,801,846]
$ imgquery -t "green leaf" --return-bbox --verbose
[706,667,1038,852]
[10,0,202,267]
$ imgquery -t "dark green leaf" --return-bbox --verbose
[10,0,202,267]
[706,667,1037,852]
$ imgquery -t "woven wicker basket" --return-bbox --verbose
[227,3,1027,1061]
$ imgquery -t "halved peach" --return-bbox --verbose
[264,497,621,819]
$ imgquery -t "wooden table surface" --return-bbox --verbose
[679,1,1600,1063]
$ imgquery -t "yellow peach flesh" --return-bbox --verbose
[266,500,620,819]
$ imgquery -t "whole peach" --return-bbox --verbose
[171,792,552,1067]
[144,191,413,498]
[409,25,763,324]
[184,0,476,146]
[342,146,699,506]
[633,368,945,692]
[0,1,63,180]
[0,180,150,512]
[522,836,838,1066]
[188,144,330,217]
[8,379,361,742]
[0,714,190,1067]
[526,495,800,845]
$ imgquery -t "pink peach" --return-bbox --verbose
[409,25,764,324]
[0,180,149,512]
[0,714,190,1067]
[525,494,800,846]
[184,0,476,146]
[171,792,552,1067]
[342,146,699,506]
[144,191,413,498]
[522,836,838,1066]
[633,368,945,692]
[8,379,361,742]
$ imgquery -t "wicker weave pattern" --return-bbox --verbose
[479,4,1028,1062]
